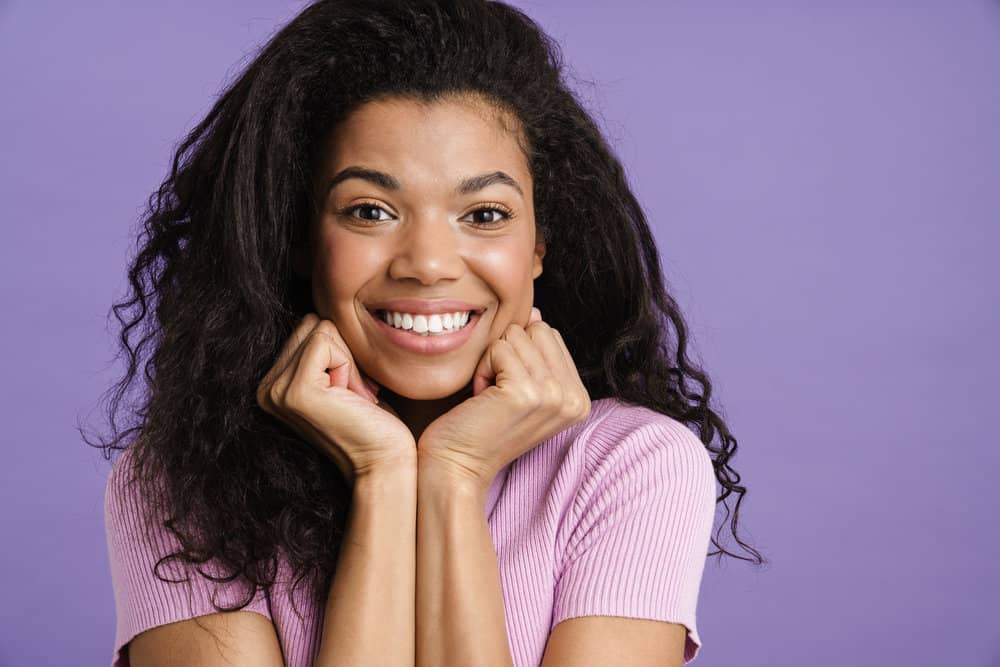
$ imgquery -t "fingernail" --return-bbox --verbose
[363,377,380,396]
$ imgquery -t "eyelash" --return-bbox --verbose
[338,201,515,227]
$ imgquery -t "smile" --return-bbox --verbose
[367,307,483,354]
[379,309,473,335]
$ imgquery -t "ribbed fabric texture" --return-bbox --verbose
[105,397,717,666]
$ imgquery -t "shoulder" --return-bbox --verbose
[104,443,147,503]
[560,397,714,484]
[552,397,718,552]
[103,445,280,666]
[520,397,716,533]
[547,399,717,663]
[104,445,150,532]
[103,445,183,586]
[104,444,169,539]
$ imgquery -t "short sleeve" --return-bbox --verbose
[103,448,273,667]
[552,418,717,664]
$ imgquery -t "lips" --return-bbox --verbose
[365,299,487,316]
[368,306,483,355]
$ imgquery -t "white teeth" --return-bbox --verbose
[379,310,474,335]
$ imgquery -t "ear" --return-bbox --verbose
[531,238,545,280]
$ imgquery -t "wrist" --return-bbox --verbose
[417,452,490,498]
[352,452,417,495]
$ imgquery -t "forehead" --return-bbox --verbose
[316,95,531,188]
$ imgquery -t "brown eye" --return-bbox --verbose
[462,205,513,227]
[340,203,393,223]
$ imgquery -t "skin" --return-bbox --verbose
[299,92,546,442]
[289,93,594,667]
[128,93,686,665]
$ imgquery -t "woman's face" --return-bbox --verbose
[303,94,545,400]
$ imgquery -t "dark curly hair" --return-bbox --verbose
[83,0,766,617]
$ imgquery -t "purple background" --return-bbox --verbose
[2,1,997,665]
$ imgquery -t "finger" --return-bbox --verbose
[315,320,378,401]
[265,313,321,384]
[472,337,531,396]
[528,324,589,422]
[258,313,323,411]
[549,328,584,387]
[522,309,575,385]
[363,376,381,398]
[299,321,377,402]
[527,323,581,389]
[502,324,551,380]
[548,328,590,417]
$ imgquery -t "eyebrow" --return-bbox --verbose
[323,166,524,198]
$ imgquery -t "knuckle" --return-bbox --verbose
[270,380,291,409]
[255,382,270,411]
[265,387,279,411]
[315,319,339,335]
[541,377,563,403]
[504,323,525,338]
[283,383,307,416]
[513,386,540,410]
[560,390,587,420]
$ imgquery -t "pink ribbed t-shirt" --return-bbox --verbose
[105,397,717,666]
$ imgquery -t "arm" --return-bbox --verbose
[542,420,717,666]
[108,446,287,667]
[415,459,514,667]
[314,455,417,667]
[127,612,285,666]
[125,458,417,667]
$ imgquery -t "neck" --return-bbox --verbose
[380,380,475,444]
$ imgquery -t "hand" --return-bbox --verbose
[417,307,591,491]
[256,313,416,485]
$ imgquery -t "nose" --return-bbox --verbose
[387,213,465,285]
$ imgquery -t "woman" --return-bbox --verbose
[95,1,764,665]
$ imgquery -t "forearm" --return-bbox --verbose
[314,458,417,667]
[416,460,514,667]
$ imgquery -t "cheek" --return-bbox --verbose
[313,233,384,304]
[471,237,537,304]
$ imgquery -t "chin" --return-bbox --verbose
[379,375,474,401]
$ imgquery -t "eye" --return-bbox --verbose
[462,204,514,227]
[337,202,514,226]
[339,202,394,223]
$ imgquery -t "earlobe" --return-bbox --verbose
[532,239,545,279]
